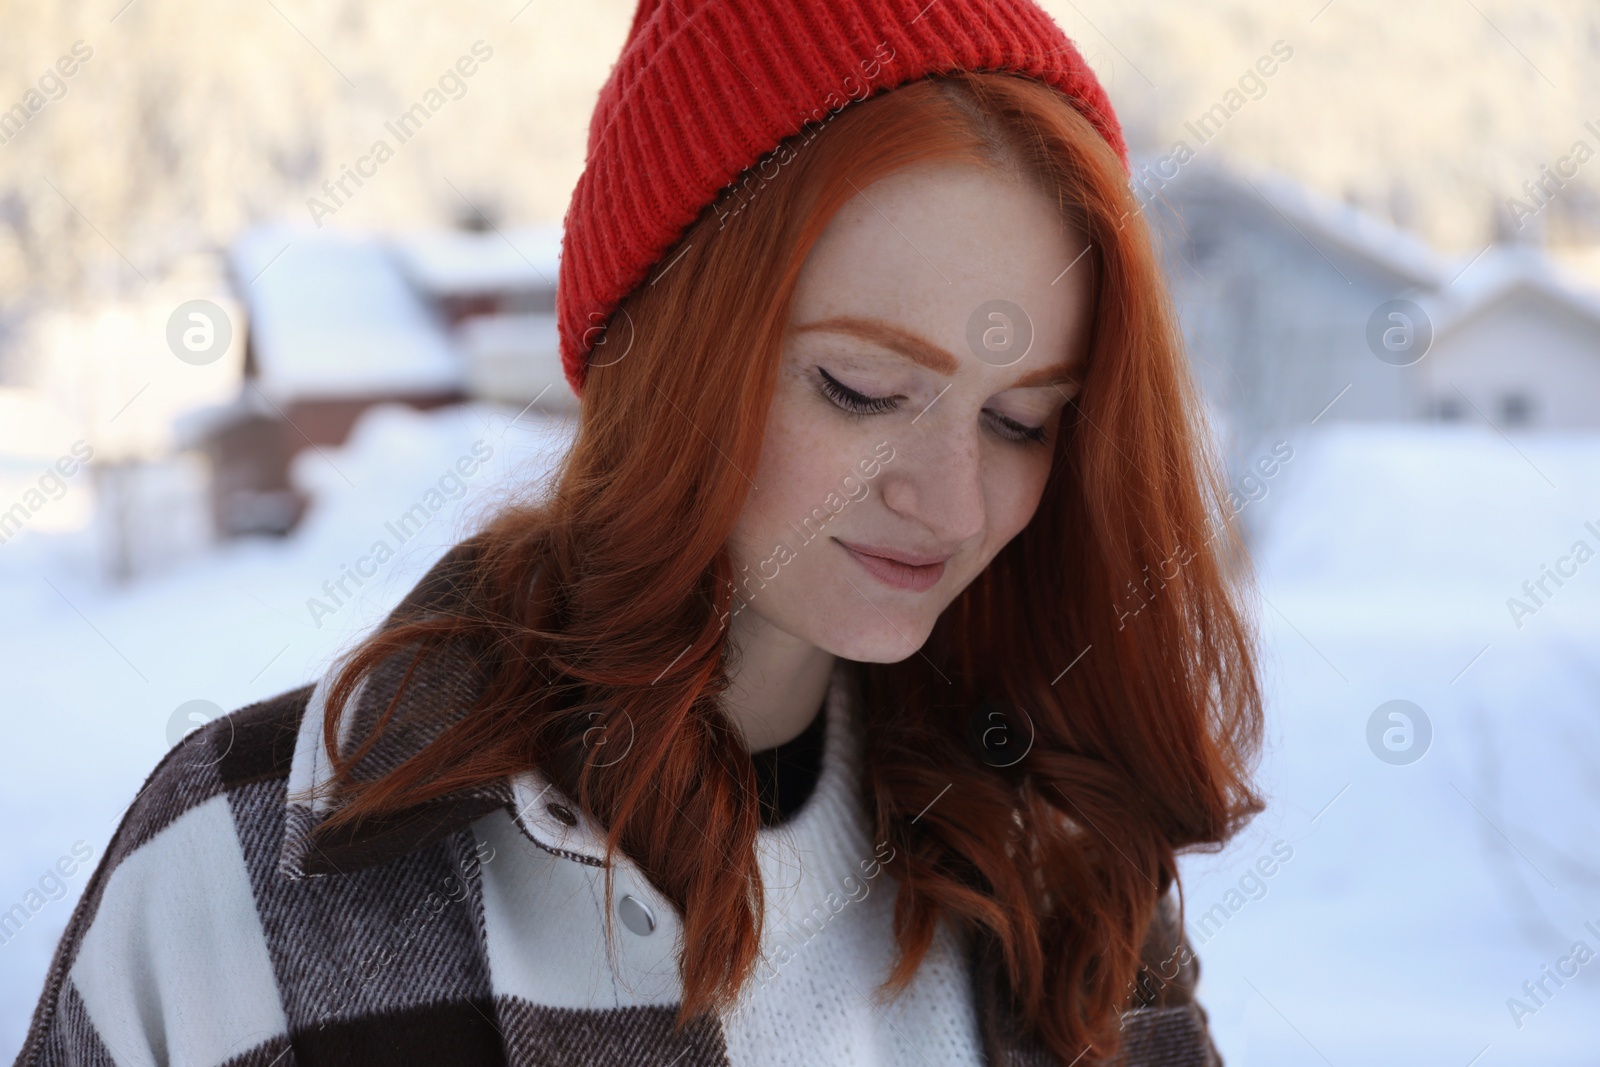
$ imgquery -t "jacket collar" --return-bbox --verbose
[277,541,613,880]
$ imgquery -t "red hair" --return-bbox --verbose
[315,70,1264,1064]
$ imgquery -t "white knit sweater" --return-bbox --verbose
[717,659,987,1066]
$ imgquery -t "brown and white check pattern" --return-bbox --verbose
[13,543,1223,1067]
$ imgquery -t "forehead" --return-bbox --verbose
[785,162,1091,373]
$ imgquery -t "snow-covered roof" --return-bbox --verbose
[168,384,301,451]
[1141,154,1456,290]
[1414,241,1600,338]
[454,311,574,408]
[1140,154,1600,346]
[456,311,560,356]
[389,224,561,298]
[228,224,466,404]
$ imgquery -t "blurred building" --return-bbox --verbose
[390,223,566,406]
[184,222,570,538]
[1414,243,1600,429]
[1145,157,1600,467]
[180,161,1600,543]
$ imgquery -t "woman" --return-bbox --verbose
[16,1,1264,1064]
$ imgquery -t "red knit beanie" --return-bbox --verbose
[556,0,1129,399]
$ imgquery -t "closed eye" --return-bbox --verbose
[989,411,1050,445]
[816,366,1051,446]
[818,366,899,414]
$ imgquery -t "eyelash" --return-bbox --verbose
[816,367,1051,446]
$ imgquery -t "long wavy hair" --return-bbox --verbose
[312,69,1264,1064]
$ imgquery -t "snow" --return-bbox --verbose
[1145,155,1457,292]
[454,311,573,408]
[1417,242,1600,341]
[1175,421,1600,1066]
[3,413,1598,1063]
[0,401,575,1050]
[228,225,467,402]
[389,225,562,298]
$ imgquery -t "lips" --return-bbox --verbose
[835,538,950,592]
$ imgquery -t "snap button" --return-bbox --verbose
[546,802,578,827]
[618,894,656,936]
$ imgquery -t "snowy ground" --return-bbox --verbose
[0,401,576,1049]
[2,409,1598,1063]
[1176,423,1600,1067]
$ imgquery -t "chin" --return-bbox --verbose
[833,637,928,665]
[810,609,937,664]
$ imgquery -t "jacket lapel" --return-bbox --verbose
[968,894,1224,1066]
[277,539,611,881]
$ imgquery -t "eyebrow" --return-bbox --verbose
[790,314,1081,389]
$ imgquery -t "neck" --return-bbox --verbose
[724,607,837,753]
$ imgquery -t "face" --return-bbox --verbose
[723,161,1094,663]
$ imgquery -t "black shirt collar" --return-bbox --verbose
[749,697,827,828]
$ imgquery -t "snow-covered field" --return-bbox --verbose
[3,410,1597,1064]
[1177,423,1600,1066]
[0,401,576,1050]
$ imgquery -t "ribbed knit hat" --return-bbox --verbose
[556,0,1129,398]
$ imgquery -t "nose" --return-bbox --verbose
[874,416,986,547]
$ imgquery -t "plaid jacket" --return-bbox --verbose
[14,546,1223,1067]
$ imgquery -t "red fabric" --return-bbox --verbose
[557,0,1128,398]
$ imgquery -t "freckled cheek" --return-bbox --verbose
[987,452,1054,544]
[747,402,858,538]
[766,407,842,488]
